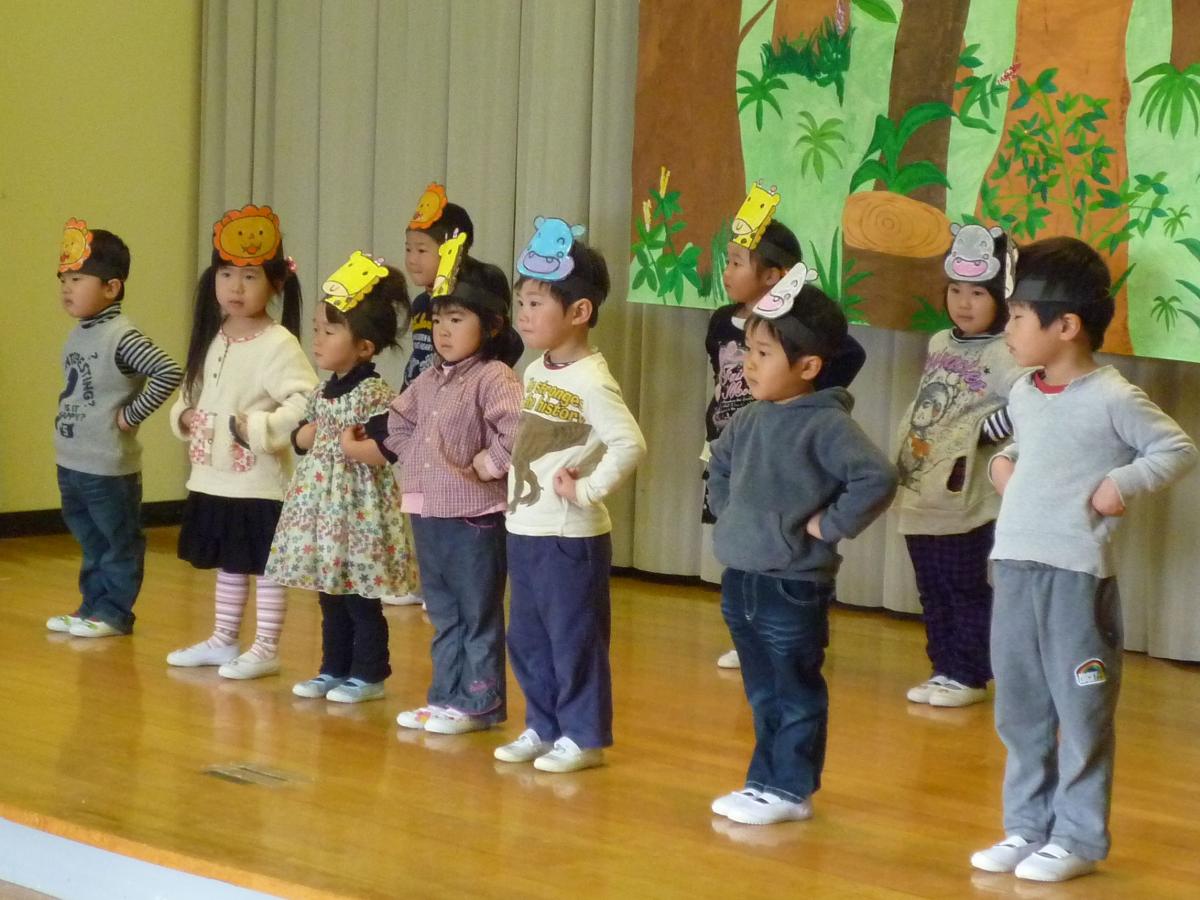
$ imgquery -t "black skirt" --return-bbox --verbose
[177,492,283,575]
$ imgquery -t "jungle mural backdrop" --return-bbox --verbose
[627,0,1200,362]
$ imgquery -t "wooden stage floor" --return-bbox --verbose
[1,528,1197,898]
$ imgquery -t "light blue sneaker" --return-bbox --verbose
[292,674,348,699]
[326,678,385,704]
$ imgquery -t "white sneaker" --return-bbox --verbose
[68,618,124,638]
[166,640,238,667]
[493,728,553,763]
[906,674,950,703]
[292,674,348,698]
[381,592,423,607]
[716,649,741,669]
[424,708,492,735]
[532,736,604,773]
[1014,843,1097,882]
[970,835,1037,873]
[711,788,762,817]
[326,678,385,703]
[723,791,812,825]
[217,650,280,680]
[928,679,988,707]
[396,705,446,729]
[47,614,82,633]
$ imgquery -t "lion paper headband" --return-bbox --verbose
[731,181,780,252]
[322,251,389,313]
[59,218,94,273]
[408,182,448,230]
[213,204,282,266]
[516,216,586,281]
[430,231,469,298]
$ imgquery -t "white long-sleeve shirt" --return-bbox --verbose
[506,352,646,538]
[170,323,317,501]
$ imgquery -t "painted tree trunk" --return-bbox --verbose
[843,0,969,329]
[771,0,840,48]
[1171,0,1200,68]
[981,0,1134,354]
[631,0,746,281]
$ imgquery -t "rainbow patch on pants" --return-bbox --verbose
[1074,658,1107,686]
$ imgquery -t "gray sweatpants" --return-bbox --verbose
[991,560,1123,860]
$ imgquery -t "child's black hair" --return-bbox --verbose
[750,220,802,272]
[431,257,523,364]
[514,240,610,328]
[78,229,131,302]
[1010,236,1113,350]
[322,265,411,354]
[183,244,303,403]
[411,202,475,253]
[746,284,848,366]
[947,231,1011,334]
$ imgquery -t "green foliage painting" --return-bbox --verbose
[628,0,1200,363]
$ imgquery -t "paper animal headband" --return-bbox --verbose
[516,216,586,281]
[59,218,94,273]
[944,223,1018,300]
[322,251,389,313]
[408,182,448,230]
[430,231,469,298]
[731,181,781,252]
[751,262,822,348]
[213,205,282,266]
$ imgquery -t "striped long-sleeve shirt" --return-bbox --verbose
[82,304,183,425]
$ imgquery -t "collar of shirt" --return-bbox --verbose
[323,361,379,399]
[432,353,483,381]
[81,302,122,329]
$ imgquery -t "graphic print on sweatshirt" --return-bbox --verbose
[897,349,991,488]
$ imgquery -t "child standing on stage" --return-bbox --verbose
[971,237,1196,882]
[494,219,645,773]
[347,252,523,731]
[49,219,183,638]
[167,205,317,679]
[705,184,866,669]
[266,252,413,703]
[895,225,1024,708]
[707,271,896,825]
[383,183,478,609]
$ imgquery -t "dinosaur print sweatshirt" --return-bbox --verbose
[506,351,646,538]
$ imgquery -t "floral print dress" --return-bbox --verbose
[265,365,411,597]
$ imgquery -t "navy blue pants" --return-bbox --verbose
[318,592,390,683]
[905,521,995,687]
[411,514,507,719]
[57,466,144,633]
[506,533,613,748]
[722,568,833,802]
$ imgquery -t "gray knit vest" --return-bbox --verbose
[54,313,143,475]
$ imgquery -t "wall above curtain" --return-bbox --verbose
[627,0,1200,364]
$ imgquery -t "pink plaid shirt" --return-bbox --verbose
[384,355,522,518]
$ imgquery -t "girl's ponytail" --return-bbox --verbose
[183,266,221,404]
[278,269,303,338]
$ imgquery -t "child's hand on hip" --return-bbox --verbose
[1090,477,1126,516]
[233,414,250,443]
[472,449,496,481]
[805,511,824,540]
[990,456,1015,495]
[339,425,365,454]
[295,422,317,451]
[116,410,136,432]
[179,407,197,432]
[553,467,580,502]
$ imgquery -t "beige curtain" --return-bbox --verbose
[199,0,1200,661]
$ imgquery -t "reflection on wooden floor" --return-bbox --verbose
[1,528,1198,899]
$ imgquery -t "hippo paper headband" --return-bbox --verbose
[516,216,586,281]
[213,205,282,266]
[430,230,469,298]
[408,182,448,230]
[731,181,781,252]
[944,223,1018,300]
[322,251,389,313]
[59,218,94,273]
[750,262,822,349]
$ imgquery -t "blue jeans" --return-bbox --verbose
[57,466,144,633]
[721,568,833,802]
[411,514,507,719]
[506,532,613,748]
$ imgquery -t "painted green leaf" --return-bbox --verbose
[852,0,897,24]
[848,159,890,193]
[1177,238,1200,265]
[890,161,951,196]
[896,102,955,147]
